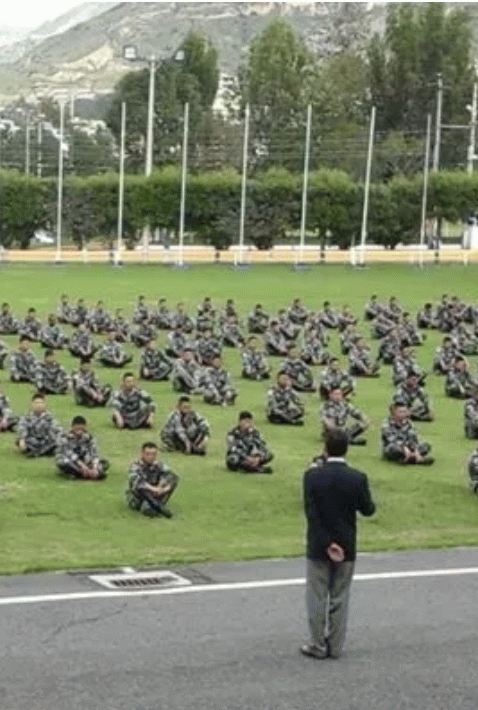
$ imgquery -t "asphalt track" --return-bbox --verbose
[1,549,478,710]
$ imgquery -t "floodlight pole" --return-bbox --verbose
[419,114,432,268]
[142,54,155,261]
[178,102,189,267]
[238,102,250,265]
[468,74,478,175]
[115,101,126,267]
[299,104,312,265]
[25,118,30,175]
[359,105,376,266]
[55,100,65,263]
[433,73,443,172]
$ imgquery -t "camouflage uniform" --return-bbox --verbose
[364,299,381,321]
[126,460,179,516]
[337,310,357,333]
[72,369,112,407]
[226,425,274,472]
[318,368,355,400]
[0,393,18,431]
[266,385,304,424]
[464,398,478,439]
[321,400,367,444]
[56,430,109,479]
[98,341,133,368]
[166,330,189,358]
[248,308,269,334]
[131,323,157,348]
[0,310,19,334]
[371,313,395,339]
[171,358,203,393]
[132,302,151,325]
[140,347,173,381]
[392,354,426,387]
[349,346,380,377]
[18,316,42,342]
[222,321,245,348]
[170,311,195,333]
[288,304,308,325]
[161,409,210,452]
[155,305,172,330]
[278,314,300,341]
[69,330,98,360]
[381,418,431,463]
[17,412,62,457]
[110,387,156,429]
[201,366,237,405]
[445,369,478,399]
[318,307,339,329]
[40,324,69,349]
[301,334,330,365]
[377,333,401,365]
[467,448,478,492]
[197,335,222,366]
[433,344,459,374]
[196,311,216,333]
[10,350,38,383]
[0,340,8,369]
[451,324,478,356]
[279,357,315,392]
[35,361,70,394]
[339,328,361,356]
[264,328,289,356]
[87,308,112,334]
[111,316,130,343]
[241,348,271,380]
[393,383,433,421]
[56,301,73,324]
[417,307,438,329]
[70,302,88,326]
[399,320,424,347]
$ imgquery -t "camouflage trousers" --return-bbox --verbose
[20,437,57,457]
[203,386,236,405]
[74,385,112,407]
[57,460,110,480]
[131,473,179,516]
[383,441,431,463]
[465,421,478,440]
[115,405,155,429]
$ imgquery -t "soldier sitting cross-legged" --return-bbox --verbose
[266,373,305,425]
[35,349,69,395]
[16,393,62,458]
[381,403,434,465]
[111,373,156,429]
[161,396,210,455]
[226,411,274,473]
[0,387,18,432]
[321,388,368,445]
[126,442,179,518]
[72,359,112,407]
[56,415,109,480]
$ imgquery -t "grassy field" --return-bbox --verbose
[1,262,478,575]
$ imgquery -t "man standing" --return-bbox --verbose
[301,429,375,660]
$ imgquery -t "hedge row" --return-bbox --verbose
[1,167,478,249]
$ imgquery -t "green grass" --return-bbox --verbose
[1,262,478,575]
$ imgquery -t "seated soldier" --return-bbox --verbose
[166,325,188,358]
[248,303,269,334]
[241,337,271,380]
[265,320,289,356]
[226,410,274,473]
[16,392,62,458]
[433,336,460,374]
[464,386,478,439]
[111,308,130,343]
[399,312,424,346]
[349,339,380,377]
[319,358,355,400]
[392,347,426,387]
[279,345,315,392]
[155,298,173,330]
[18,307,42,342]
[111,372,156,429]
[467,446,478,493]
[70,298,88,326]
[131,321,157,348]
[170,302,195,333]
[87,300,112,334]
[277,309,300,341]
[371,311,395,339]
[132,295,151,325]
[266,373,305,425]
[393,374,434,422]
[56,294,73,324]
[35,349,69,394]
[318,301,339,329]
[197,329,222,366]
[69,323,99,360]
[98,330,133,368]
[301,328,330,365]
[126,442,179,518]
[337,305,357,333]
[171,348,203,393]
[72,360,112,407]
[385,295,402,322]
[321,387,368,445]
[161,396,210,454]
[197,296,216,320]
[196,298,216,333]
[40,314,69,350]
[451,322,478,356]
[219,298,238,326]
[201,356,237,405]
[445,357,478,399]
[0,339,8,369]
[364,294,381,321]
[10,336,38,383]
[221,315,245,348]
[339,325,361,356]
[376,328,401,365]
[56,415,109,480]
[140,339,173,381]
[0,302,19,334]
[381,403,434,465]
[0,387,18,432]
[288,298,308,325]
[417,303,438,329]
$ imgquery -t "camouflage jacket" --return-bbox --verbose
[56,302,72,322]
[197,336,222,362]
[381,418,420,451]
[132,304,151,324]
[0,393,14,421]
[349,347,375,372]
[172,359,202,390]
[72,369,107,396]
[70,331,96,356]
[10,351,38,381]
[161,409,210,448]
[155,306,172,329]
[56,430,100,467]
[87,309,112,332]
[434,345,459,371]
[111,317,130,340]
[99,341,128,363]
[170,312,195,331]
[221,322,244,346]
[167,331,188,356]
[241,349,269,376]
[0,312,19,333]
[319,369,355,394]
[201,366,233,393]
[40,325,67,347]
[140,348,172,375]
[17,412,62,445]
[279,358,313,382]
[321,400,364,428]
[247,310,269,332]
[126,460,176,508]
[288,305,308,324]
[264,330,288,354]
[465,398,478,425]
[226,426,272,468]
[445,370,477,395]
[394,384,430,411]
[266,386,304,417]
[35,362,70,391]
[110,387,156,415]
[18,317,42,340]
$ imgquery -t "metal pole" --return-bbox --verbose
[37,122,42,178]
[359,105,376,265]
[56,101,65,263]
[238,103,250,264]
[433,73,443,172]
[25,119,30,175]
[299,104,312,264]
[468,76,478,175]
[419,114,432,268]
[142,55,155,261]
[115,101,126,267]
[178,102,189,267]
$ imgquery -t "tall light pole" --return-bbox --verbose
[419,114,432,268]
[115,101,127,267]
[359,105,376,266]
[56,100,66,263]
[433,73,443,172]
[468,72,478,175]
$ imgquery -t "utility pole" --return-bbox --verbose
[37,122,43,178]
[145,55,155,177]
[433,72,443,172]
[468,73,478,174]
[25,118,30,175]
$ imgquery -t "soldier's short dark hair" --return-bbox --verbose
[255,303,262,309]
[2,302,8,308]
[239,411,252,420]
[28,307,36,313]
[178,396,190,404]
[72,416,86,426]
[425,303,432,308]
[123,372,135,380]
[32,392,45,401]
[44,349,54,358]
[19,336,30,343]
[324,429,348,457]
[80,358,91,365]
[330,357,339,364]
[323,301,330,307]
[142,442,157,450]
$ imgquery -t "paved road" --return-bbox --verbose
[1,549,478,710]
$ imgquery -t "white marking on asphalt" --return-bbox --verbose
[0,566,478,606]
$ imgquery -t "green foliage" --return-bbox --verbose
[0,171,50,247]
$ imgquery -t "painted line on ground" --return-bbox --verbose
[0,566,478,606]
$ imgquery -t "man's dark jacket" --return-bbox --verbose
[303,458,376,562]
